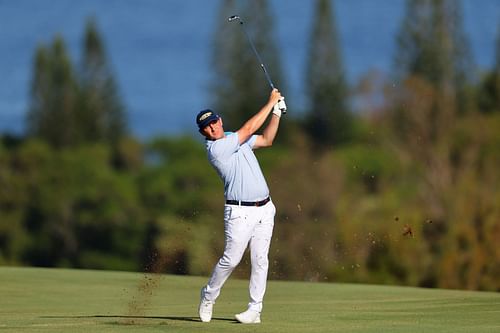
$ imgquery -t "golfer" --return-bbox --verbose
[196,89,284,324]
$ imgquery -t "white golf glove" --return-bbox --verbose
[273,98,286,117]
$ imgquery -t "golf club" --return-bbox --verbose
[228,15,287,114]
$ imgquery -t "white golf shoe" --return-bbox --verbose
[235,309,261,324]
[198,288,213,323]
[198,298,213,322]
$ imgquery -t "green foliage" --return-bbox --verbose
[3,1,500,294]
[26,18,127,148]
[133,136,224,275]
[387,2,497,288]
[2,111,499,290]
[27,38,79,148]
[394,0,474,116]
[79,17,128,145]
[304,0,353,148]
[0,140,146,270]
[477,24,500,113]
[336,145,400,194]
[140,136,221,216]
[394,0,473,88]
[478,69,500,113]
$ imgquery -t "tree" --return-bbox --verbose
[394,0,474,114]
[304,0,352,148]
[210,0,286,129]
[79,17,128,145]
[26,18,128,148]
[477,23,500,113]
[389,0,480,289]
[27,37,79,148]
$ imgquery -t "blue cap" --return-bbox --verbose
[196,109,220,129]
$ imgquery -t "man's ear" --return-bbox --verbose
[199,128,211,139]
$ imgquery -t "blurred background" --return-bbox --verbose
[0,0,499,291]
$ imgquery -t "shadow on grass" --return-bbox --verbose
[41,315,236,323]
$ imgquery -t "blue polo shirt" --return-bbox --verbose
[206,132,269,201]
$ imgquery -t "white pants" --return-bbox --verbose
[202,200,276,312]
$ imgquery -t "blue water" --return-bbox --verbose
[0,0,498,138]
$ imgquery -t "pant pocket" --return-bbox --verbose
[224,205,246,223]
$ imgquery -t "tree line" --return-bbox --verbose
[27,18,127,148]
[0,0,499,291]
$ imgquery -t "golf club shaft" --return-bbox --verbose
[238,22,275,90]
[229,15,286,114]
[229,15,275,89]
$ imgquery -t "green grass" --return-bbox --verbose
[0,267,499,332]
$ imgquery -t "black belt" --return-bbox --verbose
[226,197,270,207]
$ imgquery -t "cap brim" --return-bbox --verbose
[198,114,220,129]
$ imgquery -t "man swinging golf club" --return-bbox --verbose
[196,88,284,324]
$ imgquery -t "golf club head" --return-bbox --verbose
[228,15,241,22]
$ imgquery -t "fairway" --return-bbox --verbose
[0,267,499,332]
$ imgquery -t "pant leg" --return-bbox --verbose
[248,201,276,312]
[203,205,255,302]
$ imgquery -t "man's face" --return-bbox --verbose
[200,118,224,140]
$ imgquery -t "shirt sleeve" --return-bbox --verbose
[247,135,258,149]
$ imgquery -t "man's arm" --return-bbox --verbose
[253,113,280,149]
[236,89,282,145]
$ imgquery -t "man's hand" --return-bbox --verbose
[272,98,285,118]
[269,89,282,106]
[270,89,285,117]
[277,98,287,114]
[273,97,287,117]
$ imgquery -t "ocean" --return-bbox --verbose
[0,0,498,138]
